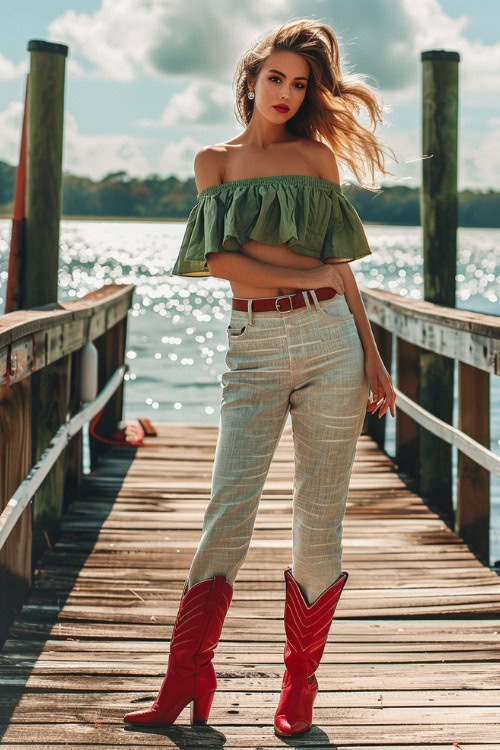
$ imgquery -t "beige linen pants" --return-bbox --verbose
[187,288,369,605]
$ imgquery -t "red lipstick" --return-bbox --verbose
[273,105,289,113]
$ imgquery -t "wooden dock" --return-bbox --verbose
[1,421,500,748]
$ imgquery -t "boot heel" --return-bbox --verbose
[190,690,215,725]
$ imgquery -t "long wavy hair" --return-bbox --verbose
[233,19,398,191]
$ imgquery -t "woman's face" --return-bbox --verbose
[251,50,309,123]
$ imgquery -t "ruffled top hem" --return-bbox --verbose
[170,174,372,277]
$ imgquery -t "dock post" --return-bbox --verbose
[24,40,68,307]
[24,39,70,561]
[419,50,460,523]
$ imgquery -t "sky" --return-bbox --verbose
[0,0,498,190]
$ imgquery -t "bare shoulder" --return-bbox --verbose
[302,138,341,184]
[302,140,348,266]
[193,144,227,193]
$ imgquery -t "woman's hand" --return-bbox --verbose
[364,352,396,418]
[303,264,345,295]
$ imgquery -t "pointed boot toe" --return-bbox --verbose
[274,713,311,736]
[123,706,164,725]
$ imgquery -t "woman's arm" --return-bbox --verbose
[334,262,396,419]
[332,262,378,357]
[206,252,320,289]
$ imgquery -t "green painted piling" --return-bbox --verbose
[419,50,460,521]
[24,39,70,562]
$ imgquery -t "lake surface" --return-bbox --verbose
[1,219,499,563]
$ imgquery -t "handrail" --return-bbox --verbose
[393,386,500,476]
[360,287,500,472]
[0,284,135,387]
[359,286,499,564]
[360,287,499,374]
[0,363,128,551]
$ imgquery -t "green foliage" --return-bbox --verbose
[0,160,498,226]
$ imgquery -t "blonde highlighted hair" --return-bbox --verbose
[233,19,398,191]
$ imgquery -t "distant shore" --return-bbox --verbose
[0,214,188,222]
[0,213,386,225]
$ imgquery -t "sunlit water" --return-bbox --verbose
[1,219,499,563]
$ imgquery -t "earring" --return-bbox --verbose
[247,90,255,100]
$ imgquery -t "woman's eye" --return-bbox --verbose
[269,76,304,89]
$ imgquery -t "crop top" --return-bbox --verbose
[169,174,372,277]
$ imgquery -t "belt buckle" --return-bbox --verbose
[274,294,295,312]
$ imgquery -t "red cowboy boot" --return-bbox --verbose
[274,566,349,736]
[124,574,233,726]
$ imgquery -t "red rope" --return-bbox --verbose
[89,407,144,446]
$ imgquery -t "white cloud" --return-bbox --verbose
[65,58,94,79]
[159,135,205,178]
[48,1,164,81]
[0,101,24,162]
[374,125,423,188]
[63,111,151,179]
[402,0,500,103]
[47,0,284,83]
[0,53,26,81]
[0,99,151,180]
[461,121,500,190]
[0,49,91,82]
[136,80,235,128]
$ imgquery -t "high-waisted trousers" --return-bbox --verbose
[187,287,369,605]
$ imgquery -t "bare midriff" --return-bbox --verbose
[231,239,343,299]
[214,138,346,299]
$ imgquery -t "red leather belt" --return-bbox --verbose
[231,286,337,313]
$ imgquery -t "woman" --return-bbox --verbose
[124,18,396,736]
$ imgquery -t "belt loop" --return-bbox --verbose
[247,298,253,326]
[302,290,312,311]
[309,288,321,312]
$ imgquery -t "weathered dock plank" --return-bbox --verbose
[1,422,500,747]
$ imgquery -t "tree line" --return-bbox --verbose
[0,160,498,227]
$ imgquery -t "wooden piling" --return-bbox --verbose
[24,40,68,308]
[0,379,32,646]
[419,50,460,520]
[24,39,70,561]
[456,363,490,564]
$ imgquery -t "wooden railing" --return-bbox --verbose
[0,283,135,641]
[361,286,500,567]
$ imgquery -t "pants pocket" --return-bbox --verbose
[317,295,353,322]
[227,323,248,339]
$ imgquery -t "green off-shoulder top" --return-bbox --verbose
[169,174,372,277]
